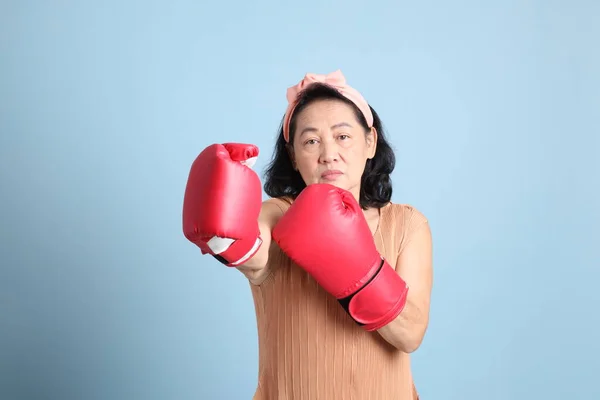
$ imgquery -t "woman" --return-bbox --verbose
[183,70,433,399]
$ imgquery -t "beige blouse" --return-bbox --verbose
[250,198,428,400]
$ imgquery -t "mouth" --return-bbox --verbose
[320,170,343,181]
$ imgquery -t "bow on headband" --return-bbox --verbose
[282,70,374,142]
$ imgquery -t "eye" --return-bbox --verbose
[338,134,350,140]
[304,138,319,145]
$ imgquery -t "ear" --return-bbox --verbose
[366,126,377,159]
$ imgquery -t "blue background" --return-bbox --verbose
[1,1,598,399]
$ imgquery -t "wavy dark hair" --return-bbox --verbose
[263,83,395,209]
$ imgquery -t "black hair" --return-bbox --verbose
[263,83,395,209]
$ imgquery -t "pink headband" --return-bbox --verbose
[282,69,374,142]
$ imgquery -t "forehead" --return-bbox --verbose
[294,99,358,126]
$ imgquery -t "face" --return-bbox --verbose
[289,99,377,200]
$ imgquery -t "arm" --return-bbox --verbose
[377,220,433,352]
[235,200,285,284]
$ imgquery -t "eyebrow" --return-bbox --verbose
[299,122,353,137]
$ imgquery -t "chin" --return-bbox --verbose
[317,179,348,189]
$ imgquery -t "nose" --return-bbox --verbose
[318,140,339,164]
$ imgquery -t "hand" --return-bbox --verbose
[182,143,263,266]
[272,183,408,331]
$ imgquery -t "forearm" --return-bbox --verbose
[376,292,429,352]
[236,201,284,282]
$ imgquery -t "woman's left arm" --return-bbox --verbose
[377,220,433,352]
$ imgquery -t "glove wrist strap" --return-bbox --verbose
[337,258,409,331]
[210,236,262,267]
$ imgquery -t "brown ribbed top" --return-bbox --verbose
[250,198,427,400]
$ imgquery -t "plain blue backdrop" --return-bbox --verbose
[1,1,598,399]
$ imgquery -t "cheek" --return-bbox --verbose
[343,148,369,175]
[342,147,366,165]
[294,152,320,175]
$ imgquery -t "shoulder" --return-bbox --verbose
[262,196,293,214]
[385,203,428,229]
[382,202,430,251]
[260,197,295,224]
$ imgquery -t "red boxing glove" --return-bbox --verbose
[272,184,408,331]
[182,143,262,266]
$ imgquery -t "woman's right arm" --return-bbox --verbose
[235,200,284,284]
